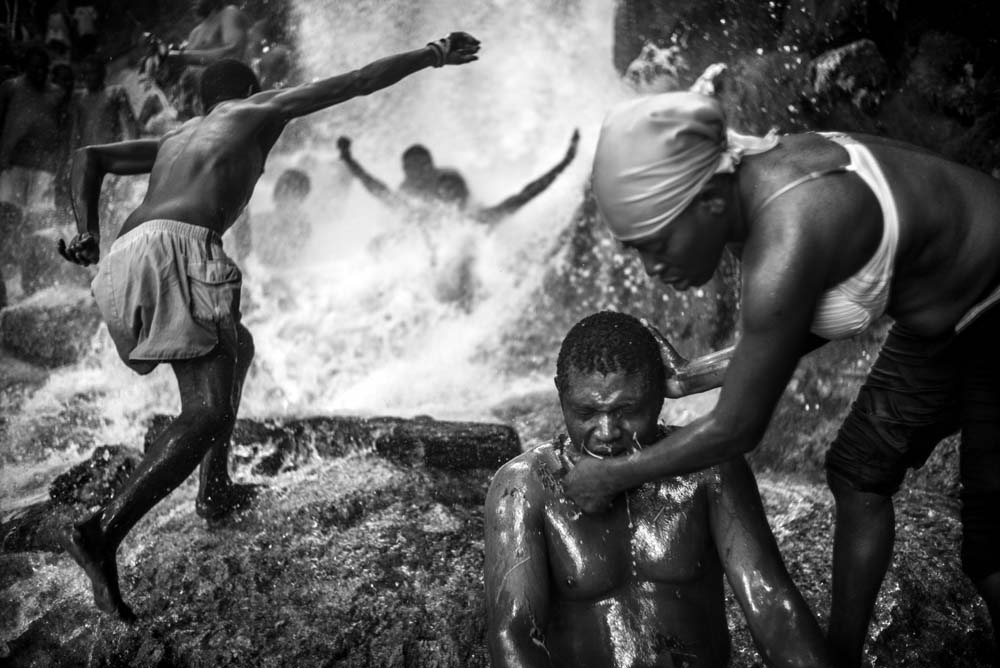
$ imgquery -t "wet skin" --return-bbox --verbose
[564,132,1000,666]
[58,35,481,620]
[485,370,832,667]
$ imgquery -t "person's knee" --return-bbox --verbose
[178,404,235,439]
[828,468,893,513]
[238,325,255,363]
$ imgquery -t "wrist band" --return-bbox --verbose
[426,40,446,67]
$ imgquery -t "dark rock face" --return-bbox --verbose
[0,286,102,368]
[613,0,1000,171]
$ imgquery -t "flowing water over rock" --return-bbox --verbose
[0,0,994,665]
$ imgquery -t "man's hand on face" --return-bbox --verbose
[560,455,619,514]
[57,233,100,266]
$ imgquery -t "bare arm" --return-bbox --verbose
[59,139,159,265]
[170,6,249,66]
[644,324,829,397]
[708,458,833,668]
[563,206,834,508]
[476,129,580,226]
[484,458,554,668]
[336,136,399,206]
[255,32,479,121]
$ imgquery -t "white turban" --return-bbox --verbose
[592,92,777,242]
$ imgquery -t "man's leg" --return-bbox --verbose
[828,473,895,668]
[196,322,256,519]
[62,345,239,621]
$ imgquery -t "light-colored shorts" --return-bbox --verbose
[92,220,242,375]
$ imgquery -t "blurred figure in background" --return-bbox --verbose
[0,46,63,212]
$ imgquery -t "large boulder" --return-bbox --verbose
[0,286,102,368]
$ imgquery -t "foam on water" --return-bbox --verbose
[2,1,716,500]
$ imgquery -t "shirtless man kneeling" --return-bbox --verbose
[58,33,480,621]
[485,311,832,667]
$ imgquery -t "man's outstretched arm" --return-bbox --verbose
[256,32,479,121]
[59,139,159,265]
[476,129,579,225]
[708,458,834,668]
[484,457,554,668]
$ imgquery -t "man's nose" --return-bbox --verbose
[594,413,620,442]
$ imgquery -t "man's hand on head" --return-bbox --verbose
[561,456,620,514]
[640,317,691,398]
[57,233,100,266]
[427,32,480,67]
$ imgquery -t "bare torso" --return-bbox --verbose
[531,444,729,668]
[741,132,1000,338]
[120,101,281,237]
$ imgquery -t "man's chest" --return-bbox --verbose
[544,481,715,600]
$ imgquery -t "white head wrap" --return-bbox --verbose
[592,92,778,242]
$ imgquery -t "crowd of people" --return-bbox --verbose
[0,0,297,308]
[2,2,998,667]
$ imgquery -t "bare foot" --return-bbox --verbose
[60,517,137,622]
[196,482,260,521]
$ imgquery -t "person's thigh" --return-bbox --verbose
[173,344,239,417]
[826,324,961,495]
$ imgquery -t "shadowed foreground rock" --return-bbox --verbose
[0,415,992,667]
[0,286,102,368]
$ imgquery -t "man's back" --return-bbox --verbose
[488,439,731,667]
[121,100,277,237]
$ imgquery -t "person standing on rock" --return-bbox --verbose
[563,91,1000,667]
[57,33,481,622]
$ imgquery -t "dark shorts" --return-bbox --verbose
[91,220,242,375]
[826,305,1000,580]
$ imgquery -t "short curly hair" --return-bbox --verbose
[555,311,665,396]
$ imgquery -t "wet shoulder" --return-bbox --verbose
[488,441,564,503]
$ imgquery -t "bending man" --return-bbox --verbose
[57,33,481,621]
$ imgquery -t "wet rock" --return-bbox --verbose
[143,413,522,473]
[809,38,889,115]
[48,444,142,507]
[905,31,981,121]
[0,286,102,368]
[777,0,874,52]
[0,444,141,553]
[1,464,990,667]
